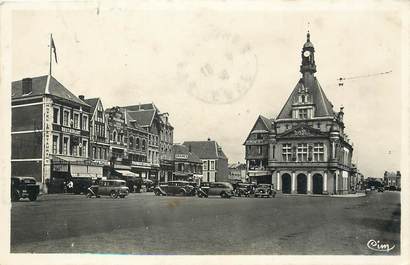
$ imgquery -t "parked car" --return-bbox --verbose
[86,179,129,198]
[199,182,234,198]
[377,186,385,192]
[71,177,93,194]
[11,177,40,201]
[154,181,196,196]
[254,184,276,198]
[234,183,254,197]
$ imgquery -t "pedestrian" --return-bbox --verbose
[67,179,74,193]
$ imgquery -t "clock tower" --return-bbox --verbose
[300,31,316,75]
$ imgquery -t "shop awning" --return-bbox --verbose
[115,170,139,178]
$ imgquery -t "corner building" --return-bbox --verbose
[244,32,354,195]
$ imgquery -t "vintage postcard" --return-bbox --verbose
[0,1,408,265]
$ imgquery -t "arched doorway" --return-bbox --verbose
[282,174,291,194]
[313,174,323,194]
[297,174,307,194]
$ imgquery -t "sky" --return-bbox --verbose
[10,3,404,178]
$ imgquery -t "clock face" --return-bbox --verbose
[303,50,311,57]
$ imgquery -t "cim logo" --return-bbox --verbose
[367,239,395,252]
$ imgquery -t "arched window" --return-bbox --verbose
[136,138,140,149]
[142,139,146,151]
[129,136,134,148]
[112,130,117,142]
[301,95,305,103]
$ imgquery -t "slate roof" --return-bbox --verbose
[125,109,156,127]
[182,140,228,160]
[84,98,99,115]
[11,75,89,106]
[122,103,158,112]
[277,77,334,119]
[172,144,202,163]
[259,115,274,130]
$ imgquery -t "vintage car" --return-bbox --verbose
[234,183,254,197]
[254,184,276,198]
[154,181,196,196]
[71,177,93,194]
[86,179,129,198]
[199,182,234,198]
[11,177,40,201]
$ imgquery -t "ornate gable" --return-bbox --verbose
[278,124,327,139]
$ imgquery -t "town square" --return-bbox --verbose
[1,1,407,263]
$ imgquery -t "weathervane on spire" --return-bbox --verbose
[307,22,311,41]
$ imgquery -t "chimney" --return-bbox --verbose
[79,95,85,101]
[22,78,32,95]
[188,144,192,152]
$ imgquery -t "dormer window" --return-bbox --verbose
[299,109,308,119]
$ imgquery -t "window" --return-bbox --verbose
[73,113,80,129]
[299,109,308,119]
[97,110,103,120]
[129,136,134,148]
[142,139,146,151]
[282,144,292,161]
[258,146,262,155]
[203,160,208,171]
[52,135,59,154]
[313,143,325,161]
[103,149,107,160]
[63,136,69,155]
[210,160,215,170]
[53,107,60,124]
[73,144,78,156]
[136,138,140,149]
[82,140,88,157]
[82,115,89,131]
[92,147,96,159]
[256,133,262,139]
[112,130,117,142]
[297,143,308,162]
[63,110,70,126]
[317,123,321,129]
[98,148,102,159]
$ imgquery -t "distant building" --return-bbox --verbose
[183,139,229,182]
[83,97,110,173]
[11,75,101,193]
[228,162,247,183]
[122,103,174,183]
[244,32,355,195]
[384,171,401,190]
[171,144,203,182]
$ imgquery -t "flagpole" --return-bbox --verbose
[49,33,52,76]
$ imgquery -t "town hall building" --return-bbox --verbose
[244,32,354,195]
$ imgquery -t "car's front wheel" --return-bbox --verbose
[110,190,118,199]
[28,193,37,201]
[179,190,186,196]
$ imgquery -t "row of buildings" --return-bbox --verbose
[11,75,229,192]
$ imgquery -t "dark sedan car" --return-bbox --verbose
[234,183,254,197]
[254,184,276,198]
[154,181,196,196]
[199,182,234,198]
[11,177,40,201]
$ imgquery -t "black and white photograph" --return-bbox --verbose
[0,1,408,264]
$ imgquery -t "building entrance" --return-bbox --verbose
[297,174,307,194]
[282,174,291,194]
[313,174,323,194]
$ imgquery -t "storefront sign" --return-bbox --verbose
[61,127,81,135]
[175,154,188,160]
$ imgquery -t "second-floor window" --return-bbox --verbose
[297,143,308,161]
[53,107,60,124]
[129,137,134,148]
[142,139,146,151]
[73,113,80,129]
[203,160,208,171]
[313,143,325,161]
[63,110,70,127]
[82,115,89,131]
[282,144,292,161]
[210,160,215,170]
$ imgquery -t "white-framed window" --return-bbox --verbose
[92,147,96,159]
[203,160,208,171]
[53,107,60,124]
[63,136,70,155]
[298,109,308,119]
[82,114,89,131]
[210,160,215,170]
[297,143,308,162]
[73,112,80,129]
[52,134,59,154]
[63,109,70,127]
[82,140,88,157]
[313,143,325,162]
[282,143,292,161]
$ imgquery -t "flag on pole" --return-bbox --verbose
[51,35,58,63]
